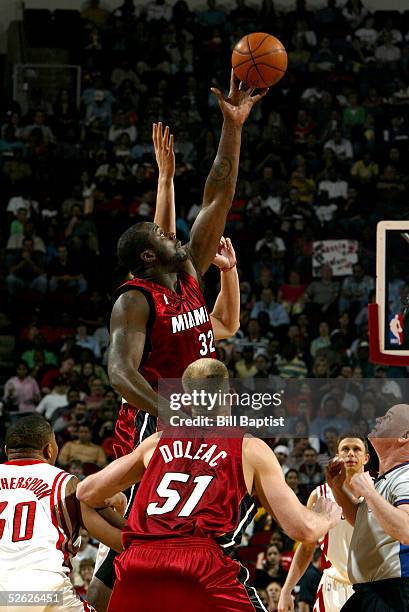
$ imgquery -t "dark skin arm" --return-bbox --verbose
[108,290,161,416]
[64,476,124,553]
[184,72,267,277]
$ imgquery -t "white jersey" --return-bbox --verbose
[0,459,79,575]
[316,483,353,584]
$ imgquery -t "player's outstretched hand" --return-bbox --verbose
[277,589,295,612]
[314,496,342,529]
[103,492,128,516]
[213,237,237,271]
[152,122,175,180]
[211,70,268,126]
[325,457,347,491]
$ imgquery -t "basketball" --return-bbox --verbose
[231,33,287,89]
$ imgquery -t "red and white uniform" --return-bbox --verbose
[111,272,216,457]
[94,272,217,587]
[313,483,354,612]
[0,459,94,611]
[108,432,267,612]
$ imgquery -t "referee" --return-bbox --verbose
[327,403,409,611]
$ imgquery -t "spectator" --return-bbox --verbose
[64,204,99,253]
[339,262,375,316]
[48,245,88,295]
[342,0,368,29]
[8,207,28,237]
[74,558,95,598]
[285,469,309,504]
[6,220,45,255]
[254,545,286,590]
[279,344,308,379]
[375,32,401,64]
[234,345,257,381]
[310,396,350,442]
[5,237,47,296]
[52,395,86,432]
[318,167,348,201]
[278,271,306,316]
[298,446,324,489]
[355,15,378,49]
[274,444,291,476]
[23,110,55,145]
[74,357,109,386]
[21,333,57,370]
[73,324,101,360]
[58,423,107,467]
[342,93,366,136]
[85,378,106,411]
[310,321,331,357]
[324,130,353,162]
[36,377,69,420]
[266,580,282,612]
[3,360,40,414]
[351,151,379,186]
[66,459,85,481]
[305,264,340,323]
[251,289,290,330]
[108,110,137,143]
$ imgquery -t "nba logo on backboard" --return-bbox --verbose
[388,313,403,347]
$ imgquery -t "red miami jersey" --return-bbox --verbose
[111,272,216,456]
[122,432,255,553]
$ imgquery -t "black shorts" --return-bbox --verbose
[341,578,409,612]
[94,484,138,590]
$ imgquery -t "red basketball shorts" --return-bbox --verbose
[107,537,267,612]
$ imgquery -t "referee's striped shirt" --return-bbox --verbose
[348,461,409,583]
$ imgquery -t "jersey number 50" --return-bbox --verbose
[147,472,213,517]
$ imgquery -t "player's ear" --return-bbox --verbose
[140,249,156,264]
[363,453,370,466]
[398,432,409,446]
[44,442,53,461]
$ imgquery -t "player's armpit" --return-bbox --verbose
[108,290,160,416]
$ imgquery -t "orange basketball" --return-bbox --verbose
[232,32,287,88]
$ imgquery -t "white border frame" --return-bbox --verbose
[376,221,409,356]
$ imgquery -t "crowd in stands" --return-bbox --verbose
[1,0,409,608]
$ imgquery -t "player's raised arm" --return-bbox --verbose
[210,237,240,339]
[152,122,176,236]
[108,290,160,416]
[187,72,267,275]
[246,438,341,543]
[77,433,160,507]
